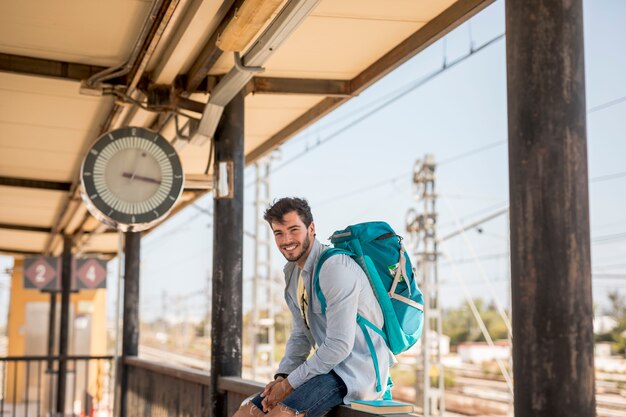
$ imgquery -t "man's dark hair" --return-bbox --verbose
[263,197,313,227]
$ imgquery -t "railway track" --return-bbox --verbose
[447,366,626,417]
[138,346,626,417]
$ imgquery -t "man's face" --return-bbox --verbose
[270,211,315,264]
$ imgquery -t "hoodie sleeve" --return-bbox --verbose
[287,255,361,389]
[276,308,313,375]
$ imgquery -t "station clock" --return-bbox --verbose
[80,127,184,232]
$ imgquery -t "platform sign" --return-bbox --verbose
[23,256,108,291]
[24,256,61,290]
[74,258,107,289]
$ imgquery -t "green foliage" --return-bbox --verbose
[481,360,510,376]
[442,303,474,346]
[603,291,626,354]
[442,298,509,346]
[390,366,415,387]
[430,372,456,389]
[390,367,456,390]
[274,308,292,344]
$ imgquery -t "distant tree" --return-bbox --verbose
[443,303,474,346]
[606,291,626,319]
[603,291,626,354]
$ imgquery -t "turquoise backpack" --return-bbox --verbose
[313,222,424,396]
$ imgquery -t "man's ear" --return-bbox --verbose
[309,222,315,235]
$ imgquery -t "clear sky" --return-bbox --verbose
[1,0,625,327]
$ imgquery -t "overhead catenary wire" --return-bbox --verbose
[142,209,212,252]
[146,17,625,303]
[439,140,506,166]
[440,252,509,265]
[592,273,626,279]
[593,231,626,244]
[439,206,509,243]
[436,168,626,232]
[267,40,622,160]
[249,102,625,215]
[594,262,626,270]
[242,21,626,189]
[243,42,626,191]
[141,245,211,276]
[266,33,506,177]
[313,140,508,208]
[587,94,626,113]
[438,274,626,290]
[590,170,626,183]
[315,172,409,207]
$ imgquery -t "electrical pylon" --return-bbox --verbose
[251,156,276,380]
[406,154,445,417]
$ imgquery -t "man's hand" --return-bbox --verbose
[261,378,294,412]
[261,376,283,399]
[260,376,284,412]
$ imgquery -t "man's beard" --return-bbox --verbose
[283,233,311,263]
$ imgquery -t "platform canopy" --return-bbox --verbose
[0,0,492,257]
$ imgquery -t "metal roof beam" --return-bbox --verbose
[351,0,494,94]
[183,75,353,97]
[44,0,182,255]
[0,223,52,233]
[0,176,72,191]
[175,77,351,115]
[0,247,118,258]
[0,223,118,235]
[184,0,241,93]
[0,247,41,256]
[0,53,109,82]
[247,77,352,97]
[192,0,321,145]
[245,97,343,164]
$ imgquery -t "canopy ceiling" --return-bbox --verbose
[0,0,493,257]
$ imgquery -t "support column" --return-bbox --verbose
[56,235,72,416]
[210,91,244,417]
[120,231,140,417]
[47,292,57,372]
[505,1,595,417]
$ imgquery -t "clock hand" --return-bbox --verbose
[127,151,147,182]
[122,172,161,185]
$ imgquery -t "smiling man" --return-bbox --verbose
[232,197,391,417]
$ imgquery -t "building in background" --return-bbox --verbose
[5,259,107,408]
[457,341,510,364]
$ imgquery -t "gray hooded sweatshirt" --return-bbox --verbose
[277,239,391,403]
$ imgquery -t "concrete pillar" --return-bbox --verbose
[120,231,140,417]
[210,91,244,417]
[56,235,72,416]
[505,1,595,416]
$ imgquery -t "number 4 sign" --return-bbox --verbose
[74,258,107,289]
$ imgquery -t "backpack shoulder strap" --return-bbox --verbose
[315,246,389,395]
[313,247,353,314]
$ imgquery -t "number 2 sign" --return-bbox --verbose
[24,257,61,290]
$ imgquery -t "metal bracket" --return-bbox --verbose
[233,52,265,73]
[175,115,192,141]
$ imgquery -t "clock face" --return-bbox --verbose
[80,127,184,231]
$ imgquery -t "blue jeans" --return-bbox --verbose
[247,371,347,417]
